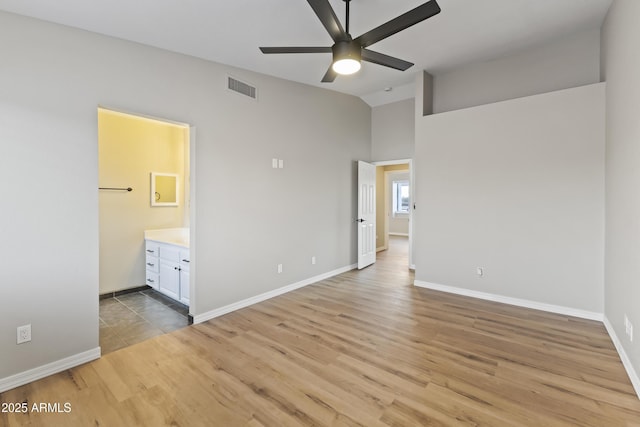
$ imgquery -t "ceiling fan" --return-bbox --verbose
[259,0,441,82]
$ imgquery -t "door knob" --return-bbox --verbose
[356,218,366,223]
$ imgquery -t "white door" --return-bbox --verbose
[358,161,376,269]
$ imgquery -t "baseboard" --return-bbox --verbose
[193,264,357,324]
[0,347,101,393]
[413,280,603,321]
[413,280,640,399]
[603,316,640,399]
[376,246,387,253]
[388,232,409,237]
[99,285,150,300]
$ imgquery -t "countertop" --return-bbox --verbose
[144,228,189,249]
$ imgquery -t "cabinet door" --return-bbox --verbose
[159,260,180,301]
[180,269,190,305]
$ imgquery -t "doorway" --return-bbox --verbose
[97,107,194,354]
[373,159,412,271]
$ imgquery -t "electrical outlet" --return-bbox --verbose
[277,264,283,274]
[311,256,316,265]
[17,324,31,344]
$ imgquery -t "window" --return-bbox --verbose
[392,180,410,215]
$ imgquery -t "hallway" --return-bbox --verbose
[356,235,413,287]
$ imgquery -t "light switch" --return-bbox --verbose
[278,159,284,169]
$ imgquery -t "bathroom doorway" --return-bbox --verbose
[97,107,194,354]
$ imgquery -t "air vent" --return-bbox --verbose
[227,76,257,100]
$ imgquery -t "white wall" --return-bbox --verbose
[371,98,414,161]
[0,11,370,382]
[433,29,601,113]
[601,0,640,385]
[414,83,605,313]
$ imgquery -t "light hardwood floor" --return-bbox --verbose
[2,236,640,426]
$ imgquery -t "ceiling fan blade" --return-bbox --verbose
[307,0,346,42]
[321,65,337,83]
[260,47,332,54]
[354,0,441,48]
[362,49,413,71]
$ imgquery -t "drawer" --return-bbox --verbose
[145,241,160,258]
[159,245,181,262]
[145,255,159,273]
[145,271,159,290]
[179,249,190,271]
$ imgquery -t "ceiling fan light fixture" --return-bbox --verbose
[332,40,362,75]
[332,58,361,75]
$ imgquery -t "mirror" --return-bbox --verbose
[151,172,179,206]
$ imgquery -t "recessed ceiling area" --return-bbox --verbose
[0,0,612,104]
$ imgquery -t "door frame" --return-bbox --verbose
[372,158,414,269]
[97,105,197,318]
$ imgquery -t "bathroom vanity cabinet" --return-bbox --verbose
[144,229,190,305]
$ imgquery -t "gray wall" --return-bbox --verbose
[0,11,370,380]
[414,83,605,312]
[371,99,414,161]
[601,0,640,381]
[370,29,601,164]
[433,29,601,113]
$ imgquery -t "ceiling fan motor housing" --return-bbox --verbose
[332,40,362,63]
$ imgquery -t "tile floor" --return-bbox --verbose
[99,289,189,355]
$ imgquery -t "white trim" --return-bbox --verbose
[0,347,101,393]
[603,316,640,399]
[413,280,603,321]
[410,159,414,268]
[376,246,387,253]
[372,158,411,166]
[392,212,410,219]
[97,106,190,128]
[389,232,409,237]
[193,264,357,324]
[188,125,197,316]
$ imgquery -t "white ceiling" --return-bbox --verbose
[0,0,612,105]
